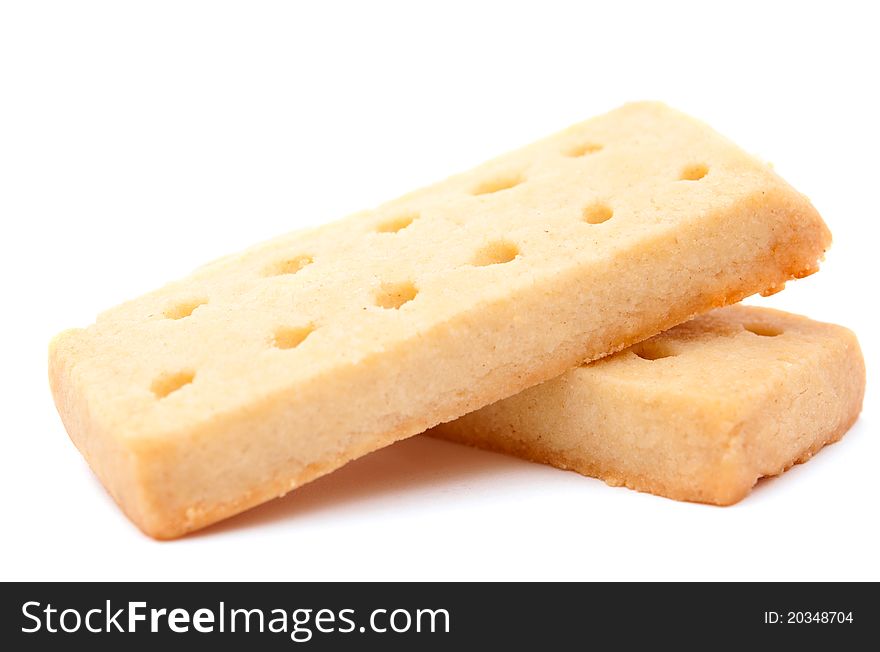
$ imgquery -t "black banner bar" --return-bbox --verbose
[1,582,873,649]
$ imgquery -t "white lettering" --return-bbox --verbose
[150,608,167,632]
[21,601,41,633]
[268,609,287,633]
[193,608,214,633]
[59,609,81,633]
[370,609,387,633]
[85,608,102,633]
[291,609,313,643]
[106,600,124,632]
[314,609,335,633]
[167,608,190,633]
[230,608,264,633]
[416,608,450,633]
[44,604,57,633]
[389,609,411,633]
[337,609,356,633]
[129,601,146,632]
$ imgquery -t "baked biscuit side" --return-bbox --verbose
[712,319,865,504]
[431,308,864,506]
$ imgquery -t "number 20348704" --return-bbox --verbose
[764,612,853,624]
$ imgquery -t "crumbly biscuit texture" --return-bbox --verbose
[431,306,864,505]
[50,103,830,537]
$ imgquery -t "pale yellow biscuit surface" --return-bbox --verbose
[50,103,830,537]
[431,306,865,505]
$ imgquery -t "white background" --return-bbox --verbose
[1,1,876,581]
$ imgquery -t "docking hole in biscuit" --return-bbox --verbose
[163,299,207,320]
[265,255,313,277]
[744,323,783,337]
[632,341,676,361]
[565,142,603,157]
[151,370,195,399]
[273,325,315,350]
[583,203,613,224]
[376,212,418,233]
[680,164,709,181]
[472,173,524,196]
[374,281,418,309]
[472,240,519,266]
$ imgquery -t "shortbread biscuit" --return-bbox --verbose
[431,306,864,504]
[50,103,830,537]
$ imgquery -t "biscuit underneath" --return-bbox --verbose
[430,306,865,505]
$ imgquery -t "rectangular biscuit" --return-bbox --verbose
[431,306,865,505]
[50,102,830,537]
